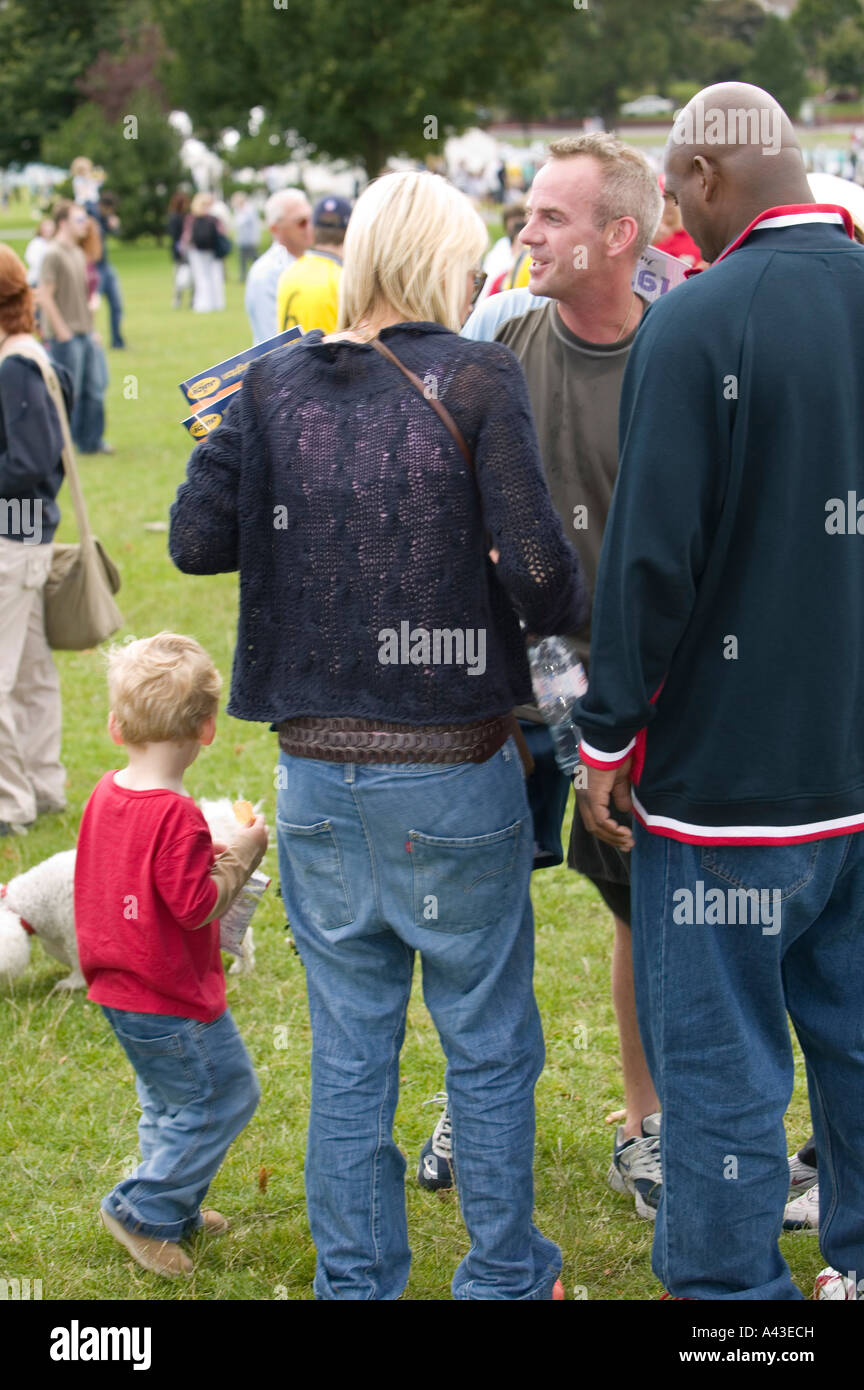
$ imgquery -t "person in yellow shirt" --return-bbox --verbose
[275,195,351,335]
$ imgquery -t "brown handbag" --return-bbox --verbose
[369,337,534,777]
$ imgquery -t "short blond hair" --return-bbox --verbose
[107,633,222,745]
[190,191,214,217]
[338,171,488,333]
[547,134,663,259]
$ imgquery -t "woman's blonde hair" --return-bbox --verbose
[107,632,222,745]
[190,191,214,218]
[338,172,487,333]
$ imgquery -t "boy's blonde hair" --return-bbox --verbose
[338,171,488,334]
[107,633,222,745]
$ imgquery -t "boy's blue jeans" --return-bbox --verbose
[631,821,864,1299]
[100,1006,260,1241]
[276,738,560,1300]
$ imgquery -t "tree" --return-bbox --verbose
[155,0,582,175]
[744,16,808,115]
[43,91,183,239]
[819,16,864,90]
[792,0,863,50]
[543,0,705,129]
[688,0,769,86]
[0,0,134,167]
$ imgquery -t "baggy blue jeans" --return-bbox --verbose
[100,1006,260,1241]
[631,822,864,1299]
[276,738,560,1300]
[48,334,106,453]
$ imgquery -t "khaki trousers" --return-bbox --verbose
[0,537,65,825]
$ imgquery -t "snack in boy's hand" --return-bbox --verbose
[233,799,254,827]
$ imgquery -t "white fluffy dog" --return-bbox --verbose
[0,849,81,989]
[0,798,263,990]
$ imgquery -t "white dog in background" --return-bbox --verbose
[0,798,264,990]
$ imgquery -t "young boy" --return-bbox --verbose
[74,632,268,1277]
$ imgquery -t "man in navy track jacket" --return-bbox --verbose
[576,82,864,1300]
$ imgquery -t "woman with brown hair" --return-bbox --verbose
[0,243,71,834]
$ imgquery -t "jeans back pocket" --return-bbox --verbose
[277,817,354,931]
[700,841,821,901]
[113,1026,199,1109]
[409,820,522,934]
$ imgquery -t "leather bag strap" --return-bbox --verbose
[369,336,474,475]
[0,334,92,548]
[368,336,534,777]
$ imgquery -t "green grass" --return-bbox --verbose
[0,241,820,1301]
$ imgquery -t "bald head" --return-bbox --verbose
[664,82,811,263]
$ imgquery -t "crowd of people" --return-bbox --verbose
[2,80,864,1302]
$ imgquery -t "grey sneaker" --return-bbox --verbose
[783,1182,819,1233]
[608,1112,662,1221]
[787,1152,818,1202]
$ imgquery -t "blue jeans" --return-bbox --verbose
[49,334,106,453]
[98,262,125,348]
[520,719,571,868]
[631,822,864,1299]
[100,1006,260,1241]
[276,738,560,1300]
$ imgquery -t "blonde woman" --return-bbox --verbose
[170,171,587,1300]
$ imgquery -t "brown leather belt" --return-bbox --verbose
[277,714,512,764]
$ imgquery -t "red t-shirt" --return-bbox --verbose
[74,772,225,1022]
[654,227,703,268]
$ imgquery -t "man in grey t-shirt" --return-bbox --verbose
[421,136,668,1220]
[39,201,110,454]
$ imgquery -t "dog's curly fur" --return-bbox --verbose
[0,850,82,989]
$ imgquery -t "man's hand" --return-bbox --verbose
[578,758,635,851]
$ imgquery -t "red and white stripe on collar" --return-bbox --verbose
[685,203,855,278]
[715,202,854,263]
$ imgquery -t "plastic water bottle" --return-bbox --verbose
[528,635,588,776]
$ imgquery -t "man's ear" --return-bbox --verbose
[606,215,639,259]
[107,711,124,747]
[693,154,718,203]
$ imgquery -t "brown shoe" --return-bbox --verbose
[100,1208,193,1277]
[200,1208,230,1235]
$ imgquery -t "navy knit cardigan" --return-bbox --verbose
[169,321,587,726]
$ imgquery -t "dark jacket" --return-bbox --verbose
[576,210,864,842]
[169,322,587,725]
[0,352,71,544]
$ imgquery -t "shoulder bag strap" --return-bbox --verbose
[369,336,475,476]
[0,335,93,548]
[368,337,534,776]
